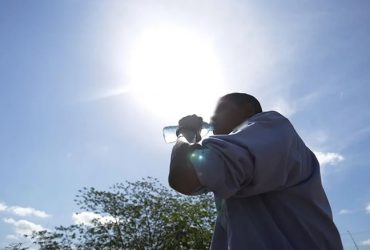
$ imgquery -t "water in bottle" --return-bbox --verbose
[162,122,213,143]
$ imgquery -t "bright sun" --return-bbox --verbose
[127,25,226,123]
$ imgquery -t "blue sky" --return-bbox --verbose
[0,0,369,249]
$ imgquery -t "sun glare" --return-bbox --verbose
[127,25,225,123]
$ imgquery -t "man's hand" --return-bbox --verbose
[168,114,203,195]
[176,115,203,143]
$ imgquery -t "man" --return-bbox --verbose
[168,93,343,249]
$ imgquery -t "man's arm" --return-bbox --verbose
[168,130,203,195]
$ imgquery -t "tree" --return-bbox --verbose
[4,177,216,250]
[3,243,29,250]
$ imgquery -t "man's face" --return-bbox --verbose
[211,98,251,135]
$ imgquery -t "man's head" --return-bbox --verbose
[211,93,262,135]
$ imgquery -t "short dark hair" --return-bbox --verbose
[221,93,262,114]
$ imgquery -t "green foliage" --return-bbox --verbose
[4,177,216,250]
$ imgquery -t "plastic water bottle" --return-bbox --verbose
[162,122,213,143]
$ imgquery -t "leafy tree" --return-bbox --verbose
[3,177,216,250]
[3,243,29,250]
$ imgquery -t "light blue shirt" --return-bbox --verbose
[190,111,343,250]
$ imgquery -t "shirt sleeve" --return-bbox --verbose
[190,112,314,199]
[190,137,255,199]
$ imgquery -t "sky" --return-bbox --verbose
[0,0,369,249]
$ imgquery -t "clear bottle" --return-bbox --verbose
[162,122,213,143]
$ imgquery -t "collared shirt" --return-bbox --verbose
[190,111,343,250]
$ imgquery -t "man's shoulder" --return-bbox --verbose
[203,111,293,146]
[234,111,289,132]
[251,110,287,121]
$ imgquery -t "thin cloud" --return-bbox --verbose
[271,92,323,119]
[72,211,115,226]
[338,208,364,215]
[366,204,370,213]
[84,85,130,102]
[4,218,45,236]
[0,202,51,218]
[295,91,323,111]
[361,239,370,246]
[8,206,51,218]
[314,151,344,167]
[338,209,351,215]
[311,131,329,145]
[270,97,296,118]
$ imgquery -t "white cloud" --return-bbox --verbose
[338,209,351,215]
[362,239,370,246]
[72,211,115,226]
[366,204,370,213]
[4,218,45,236]
[8,206,51,218]
[72,211,98,225]
[0,202,7,211]
[314,151,344,167]
[0,202,51,218]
